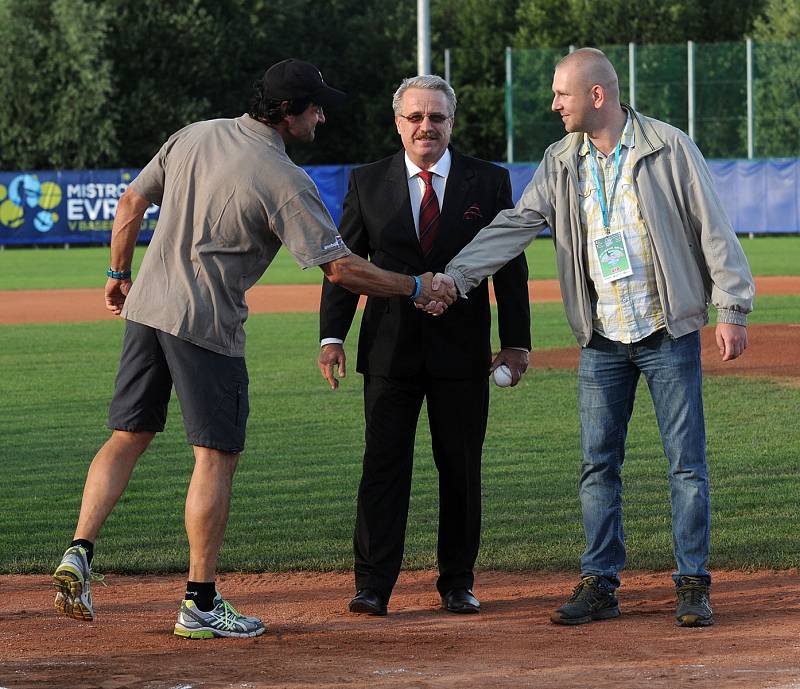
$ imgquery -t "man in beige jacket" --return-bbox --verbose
[446,48,754,627]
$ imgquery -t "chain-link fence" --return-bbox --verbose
[506,41,800,162]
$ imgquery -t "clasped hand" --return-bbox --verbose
[413,272,457,316]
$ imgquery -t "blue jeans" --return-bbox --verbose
[577,329,710,588]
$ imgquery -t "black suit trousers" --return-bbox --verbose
[354,371,489,600]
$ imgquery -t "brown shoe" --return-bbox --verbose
[550,576,620,625]
[675,576,714,627]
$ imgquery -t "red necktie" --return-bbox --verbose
[418,170,440,255]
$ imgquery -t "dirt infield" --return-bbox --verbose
[0,276,797,324]
[2,278,795,388]
[535,323,800,386]
[3,569,800,689]
[2,279,798,688]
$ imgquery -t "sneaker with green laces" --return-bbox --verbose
[675,576,714,627]
[550,575,620,625]
[174,594,265,639]
[52,545,105,621]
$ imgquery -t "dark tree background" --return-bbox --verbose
[0,0,792,169]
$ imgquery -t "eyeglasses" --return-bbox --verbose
[398,112,451,124]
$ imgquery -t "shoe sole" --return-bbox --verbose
[550,607,620,625]
[173,623,266,639]
[52,570,93,622]
[348,601,387,616]
[676,614,714,627]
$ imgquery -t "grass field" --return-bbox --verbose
[1,234,799,289]
[1,291,798,574]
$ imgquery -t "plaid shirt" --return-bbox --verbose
[577,117,665,344]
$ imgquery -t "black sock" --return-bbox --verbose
[185,581,217,612]
[70,539,94,566]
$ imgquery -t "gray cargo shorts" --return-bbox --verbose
[107,320,249,453]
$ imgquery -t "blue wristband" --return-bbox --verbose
[409,275,422,300]
[106,268,132,280]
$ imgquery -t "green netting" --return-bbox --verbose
[509,48,564,162]
[753,41,800,158]
[508,41,800,161]
[694,43,747,158]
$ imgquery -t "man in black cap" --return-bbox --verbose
[51,58,456,639]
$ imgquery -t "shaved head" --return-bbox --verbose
[551,47,626,138]
[556,48,620,103]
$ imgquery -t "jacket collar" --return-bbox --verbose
[578,111,635,157]
[551,105,664,168]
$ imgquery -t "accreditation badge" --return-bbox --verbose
[593,230,633,283]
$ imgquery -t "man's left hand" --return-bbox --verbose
[490,348,530,386]
[716,322,748,361]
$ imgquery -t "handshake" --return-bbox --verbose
[413,272,457,316]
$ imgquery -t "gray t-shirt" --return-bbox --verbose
[123,114,350,356]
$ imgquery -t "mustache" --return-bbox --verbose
[414,132,440,141]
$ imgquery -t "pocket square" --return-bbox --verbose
[463,203,482,220]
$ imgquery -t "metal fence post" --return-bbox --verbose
[628,42,636,109]
[505,46,513,163]
[444,48,451,84]
[746,38,755,159]
[687,40,695,140]
[417,0,430,75]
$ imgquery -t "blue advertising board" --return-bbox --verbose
[2,159,798,245]
[0,170,159,246]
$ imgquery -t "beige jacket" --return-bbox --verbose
[446,107,755,347]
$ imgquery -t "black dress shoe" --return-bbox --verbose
[441,588,480,614]
[349,588,387,616]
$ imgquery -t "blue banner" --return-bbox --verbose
[0,169,160,245]
[2,159,798,245]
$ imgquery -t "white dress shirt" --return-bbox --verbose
[405,149,451,236]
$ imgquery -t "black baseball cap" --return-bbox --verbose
[262,59,346,108]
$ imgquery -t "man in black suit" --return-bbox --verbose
[318,75,530,616]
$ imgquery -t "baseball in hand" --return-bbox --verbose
[492,364,513,388]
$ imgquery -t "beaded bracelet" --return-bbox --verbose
[106,268,132,280]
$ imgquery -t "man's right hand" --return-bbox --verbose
[414,272,456,316]
[105,278,132,315]
[318,343,346,390]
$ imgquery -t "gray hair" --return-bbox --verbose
[392,75,457,117]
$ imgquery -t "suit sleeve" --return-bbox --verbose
[319,171,368,341]
[490,169,532,350]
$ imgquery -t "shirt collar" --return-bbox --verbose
[404,148,452,180]
[237,114,286,153]
[579,112,634,157]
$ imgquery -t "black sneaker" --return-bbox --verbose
[675,576,714,627]
[550,575,620,625]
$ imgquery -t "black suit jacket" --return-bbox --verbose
[320,147,531,379]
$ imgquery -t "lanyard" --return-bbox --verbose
[588,137,622,233]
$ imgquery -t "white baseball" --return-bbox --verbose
[492,364,513,388]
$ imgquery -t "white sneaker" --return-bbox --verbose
[52,545,104,621]
[174,594,265,639]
